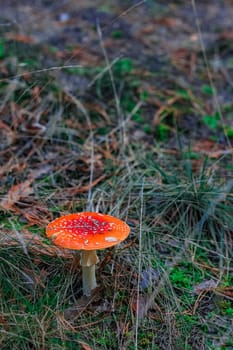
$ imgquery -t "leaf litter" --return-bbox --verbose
[0,180,34,211]
[0,0,233,349]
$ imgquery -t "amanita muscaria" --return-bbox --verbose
[46,212,130,296]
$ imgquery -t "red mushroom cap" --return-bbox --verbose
[46,212,130,250]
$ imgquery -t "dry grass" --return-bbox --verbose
[0,1,233,349]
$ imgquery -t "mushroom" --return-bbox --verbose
[46,212,130,296]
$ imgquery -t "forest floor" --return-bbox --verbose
[0,1,233,349]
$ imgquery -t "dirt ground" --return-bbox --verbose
[2,0,233,57]
[1,0,233,146]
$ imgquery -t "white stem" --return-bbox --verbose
[82,265,97,296]
[80,250,99,296]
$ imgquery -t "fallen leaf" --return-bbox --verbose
[0,180,33,211]
[218,31,233,40]
[217,287,233,298]
[79,154,104,170]
[0,315,9,330]
[170,48,197,75]
[153,95,181,125]
[54,47,99,65]
[21,121,46,134]
[0,120,15,147]
[0,229,73,258]
[140,23,156,34]
[31,86,41,102]
[83,102,110,124]
[192,139,228,158]
[78,340,93,349]
[16,205,52,226]
[5,33,35,43]
[153,17,182,28]
[193,139,218,152]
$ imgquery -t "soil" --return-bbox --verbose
[1,0,233,147]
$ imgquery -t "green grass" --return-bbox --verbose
[1,154,232,349]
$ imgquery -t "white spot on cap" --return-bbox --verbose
[105,236,118,242]
[84,240,89,245]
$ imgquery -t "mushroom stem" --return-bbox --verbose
[80,250,99,296]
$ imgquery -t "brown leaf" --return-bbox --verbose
[0,120,15,147]
[0,229,73,258]
[140,24,156,34]
[83,102,110,124]
[153,95,181,126]
[31,86,41,102]
[192,139,227,158]
[218,31,233,40]
[16,205,52,226]
[54,47,99,65]
[217,287,233,297]
[78,341,93,350]
[154,17,182,27]
[170,48,197,75]
[0,180,33,211]
[5,33,35,43]
[0,315,9,330]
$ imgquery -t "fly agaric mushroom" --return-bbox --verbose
[46,212,130,296]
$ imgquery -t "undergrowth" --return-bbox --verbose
[1,155,232,349]
[0,1,233,349]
